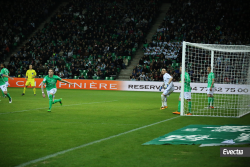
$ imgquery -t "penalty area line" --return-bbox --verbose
[0,100,118,115]
[16,116,180,167]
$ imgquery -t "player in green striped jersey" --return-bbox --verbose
[41,68,73,112]
[207,66,215,108]
[0,70,14,103]
[0,64,9,97]
[173,66,192,115]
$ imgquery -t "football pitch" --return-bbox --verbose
[0,88,250,167]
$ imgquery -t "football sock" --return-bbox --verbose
[161,94,164,106]
[164,96,167,106]
[178,101,181,112]
[188,101,192,113]
[211,97,214,106]
[33,88,36,94]
[53,99,61,104]
[6,93,11,100]
[1,89,4,97]
[49,94,53,109]
[23,87,26,94]
[208,97,211,106]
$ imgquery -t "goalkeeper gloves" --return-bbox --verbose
[159,86,162,91]
[164,83,169,89]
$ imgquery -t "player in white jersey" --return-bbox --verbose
[160,68,175,110]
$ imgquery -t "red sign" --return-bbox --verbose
[8,78,122,90]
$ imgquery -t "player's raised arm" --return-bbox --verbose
[1,74,14,80]
[61,79,73,86]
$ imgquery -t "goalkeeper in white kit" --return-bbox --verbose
[160,68,175,110]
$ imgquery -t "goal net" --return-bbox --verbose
[181,41,250,117]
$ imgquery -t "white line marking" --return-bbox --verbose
[0,100,118,115]
[16,116,180,167]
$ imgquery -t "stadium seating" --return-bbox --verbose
[0,0,59,62]
[6,0,160,80]
[131,0,250,81]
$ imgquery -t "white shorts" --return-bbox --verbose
[207,87,215,95]
[5,81,9,87]
[47,88,57,99]
[179,92,191,99]
[163,85,175,96]
[0,84,7,92]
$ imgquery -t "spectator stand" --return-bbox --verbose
[132,0,250,81]
[7,0,161,80]
[0,0,60,63]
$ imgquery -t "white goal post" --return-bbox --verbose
[181,41,250,117]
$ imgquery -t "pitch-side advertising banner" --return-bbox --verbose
[8,78,250,95]
[8,78,121,90]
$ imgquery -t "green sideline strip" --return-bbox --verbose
[143,125,250,145]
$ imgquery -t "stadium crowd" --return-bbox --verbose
[6,0,160,80]
[131,0,250,82]
[0,0,59,63]
[1,0,249,82]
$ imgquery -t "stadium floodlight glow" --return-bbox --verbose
[181,41,250,117]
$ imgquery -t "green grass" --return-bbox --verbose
[0,88,250,167]
[184,93,250,117]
